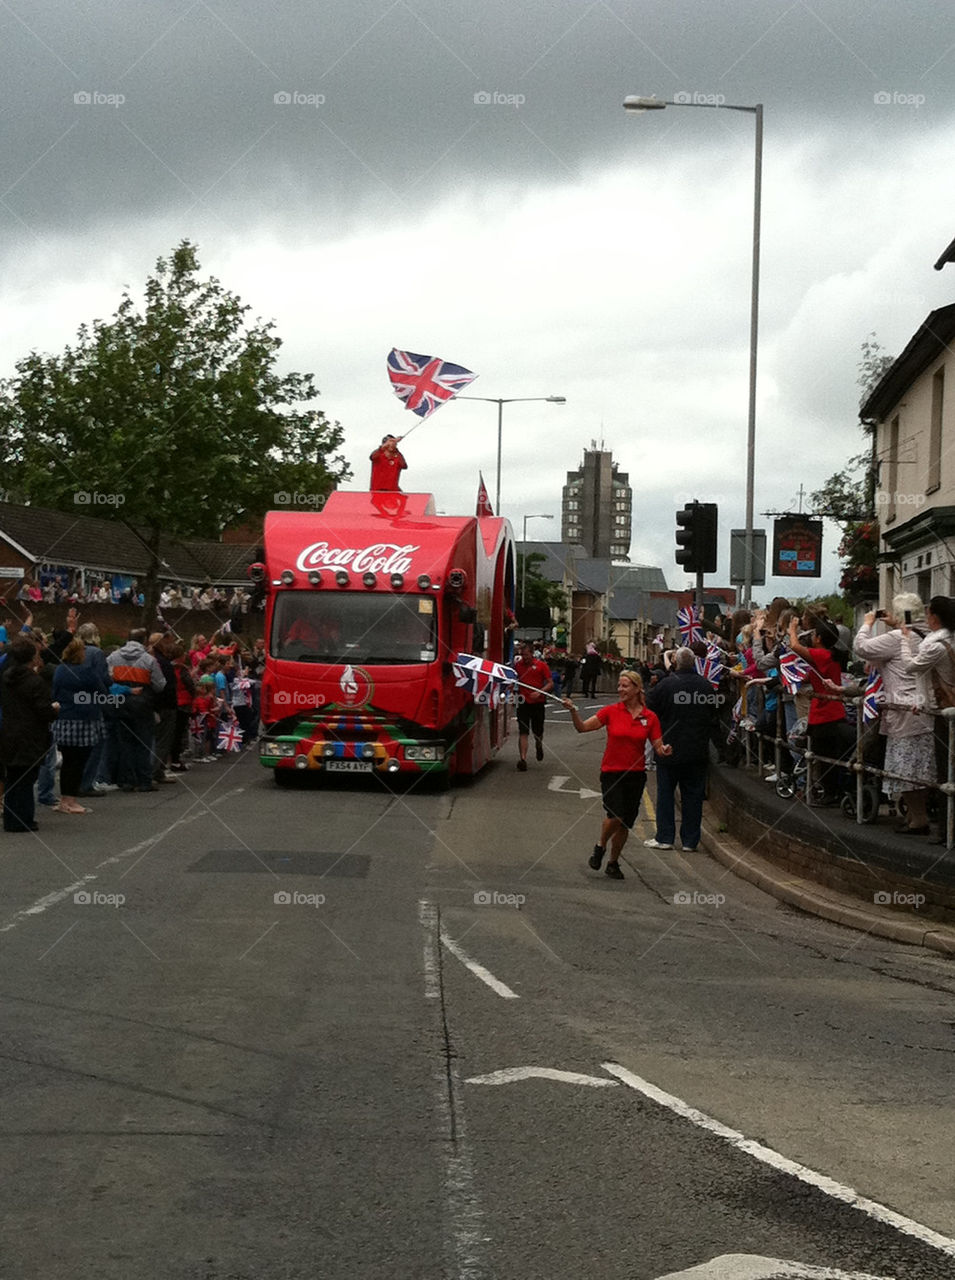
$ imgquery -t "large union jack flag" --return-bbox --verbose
[862,667,884,724]
[677,605,702,645]
[387,349,478,420]
[452,652,518,707]
[217,721,244,752]
[695,642,723,689]
[778,646,811,694]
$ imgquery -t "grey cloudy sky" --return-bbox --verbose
[2,0,954,596]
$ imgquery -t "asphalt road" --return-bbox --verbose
[2,706,955,1279]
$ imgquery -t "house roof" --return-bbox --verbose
[859,305,955,421]
[934,235,955,271]
[607,587,649,621]
[0,502,257,586]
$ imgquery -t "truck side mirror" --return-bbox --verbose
[458,604,477,623]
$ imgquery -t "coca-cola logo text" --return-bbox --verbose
[295,541,419,575]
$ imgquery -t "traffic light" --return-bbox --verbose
[675,501,718,574]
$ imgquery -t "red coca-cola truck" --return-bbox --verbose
[257,490,515,786]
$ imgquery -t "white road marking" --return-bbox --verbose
[604,1063,955,1261]
[465,1066,620,1088]
[440,930,519,999]
[655,1256,891,1279]
[418,899,440,999]
[547,775,602,801]
[0,787,247,936]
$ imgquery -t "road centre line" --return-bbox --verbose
[418,900,440,999]
[602,1062,955,1260]
[440,929,520,999]
[0,788,246,936]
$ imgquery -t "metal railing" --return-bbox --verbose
[731,681,955,850]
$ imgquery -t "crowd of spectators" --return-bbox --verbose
[16,577,251,613]
[0,609,266,833]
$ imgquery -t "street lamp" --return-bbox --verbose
[456,395,566,516]
[520,513,554,607]
[624,94,763,607]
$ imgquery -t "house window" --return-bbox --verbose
[886,415,899,524]
[928,365,944,493]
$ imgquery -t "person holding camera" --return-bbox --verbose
[854,594,934,834]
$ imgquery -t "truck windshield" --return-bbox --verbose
[271,592,438,664]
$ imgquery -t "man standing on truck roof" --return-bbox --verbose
[370,435,407,491]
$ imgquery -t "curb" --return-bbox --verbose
[699,820,955,956]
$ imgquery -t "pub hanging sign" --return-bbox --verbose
[772,515,822,578]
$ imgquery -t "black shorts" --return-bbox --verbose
[516,701,545,738]
[600,770,647,829]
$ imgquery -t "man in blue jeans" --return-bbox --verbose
[645,646,717,852]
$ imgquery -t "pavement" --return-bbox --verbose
[699,758,955,957]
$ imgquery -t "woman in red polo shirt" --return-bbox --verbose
[563,670,672,880]
[787,614,852,803]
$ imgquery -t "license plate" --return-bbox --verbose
[324,760,374,773]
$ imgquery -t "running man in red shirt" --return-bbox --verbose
[563,669,672,879]
[514,641,554,771]
[369,435,407,491]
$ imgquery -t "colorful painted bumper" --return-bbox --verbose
[259,708,449,778]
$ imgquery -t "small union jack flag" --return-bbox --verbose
[387,348,478,420]
[695,642,723,689]
[452,652,518,707]
[778,647,811,694]
[677,606,702,645]
[217,721,244,752]
[189,713,205,742]
[862,668,884,724]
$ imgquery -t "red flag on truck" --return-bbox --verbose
[476,473,494,517]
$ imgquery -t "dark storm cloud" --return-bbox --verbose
[2,0,952,247]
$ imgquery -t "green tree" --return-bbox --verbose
[810,333,894,603]
[517,551,567,612]
[0,241,350,618]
